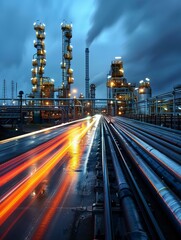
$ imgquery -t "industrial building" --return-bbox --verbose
[107,57,138,115]
[30,22,55,121]
[21,21,181,128]
[0,21,180,131]
[30,21,74,122]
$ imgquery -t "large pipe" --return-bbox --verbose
[105,124,148,239]
[111,123,181,236]
[101,122,114,239]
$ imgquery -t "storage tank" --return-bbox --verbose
[138,79,152,101]
[138,79,152,114]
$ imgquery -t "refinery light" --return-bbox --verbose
[115,56,122,59]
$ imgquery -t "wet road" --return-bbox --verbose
[0,116,100,239]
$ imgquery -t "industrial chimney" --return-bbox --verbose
[90,83,96,115]
[90,83,96,99]
[85,48,90,98]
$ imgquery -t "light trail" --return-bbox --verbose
[1,126,74,174]
[0,117,96,226]
[0,127,78,186]
[1,126,82,203]
[1,189,43,240]
[0,141,72,224]
[32,176,72,240]
[32,122,84,239]
[0,117,90,144]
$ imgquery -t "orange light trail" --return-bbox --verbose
[0,126,78,174]
[1,128,77,186]
[0,142,71,225]
[32,176,72,240]
[32,122,86,239]
[0,118,96,226]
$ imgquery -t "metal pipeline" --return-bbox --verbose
[111,124,181,236]
[101,121,114,240]
[104,124,148,239]
[114,122,181,197]
[116,120,181,157]
[115,122,181,180]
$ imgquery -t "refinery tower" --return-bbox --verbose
[31,21,54,102]
[58,23,74,99]
[107,57,135,115]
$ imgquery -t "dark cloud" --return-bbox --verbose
[0,0,69,97]
[0,2,32,68]
[86,0,150,46]
[87,0,181,95]
[0,0,67,69]
[86,0,124,47]
[0,0,180,99]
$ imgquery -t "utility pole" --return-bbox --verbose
[18,90,24,132]
[3,79,6,105]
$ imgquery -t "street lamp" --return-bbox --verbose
[72,88,77,98]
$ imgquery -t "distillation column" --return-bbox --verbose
[31,21,46,123]
[59,23,74,99]
[31,22,46,98]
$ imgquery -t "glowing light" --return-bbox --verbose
[139,88,144,93]
[72,89,77,93]
[115,56,121,59]
[0,118,97,225]
[110,81,114,87]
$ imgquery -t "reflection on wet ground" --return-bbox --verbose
[1,116,100,239]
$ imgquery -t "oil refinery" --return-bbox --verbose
[29,22,153,121]
[0,21,181,130]
[1,4,181,238]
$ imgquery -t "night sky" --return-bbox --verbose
[0,0,181,99]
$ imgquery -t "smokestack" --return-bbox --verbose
[90,84,96,115]
[11,80,14,100]
[85,48,89,98]
[90,84,96,99]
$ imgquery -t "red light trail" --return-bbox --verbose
[0,118,96,229]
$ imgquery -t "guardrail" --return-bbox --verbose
[125,114,181,130]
